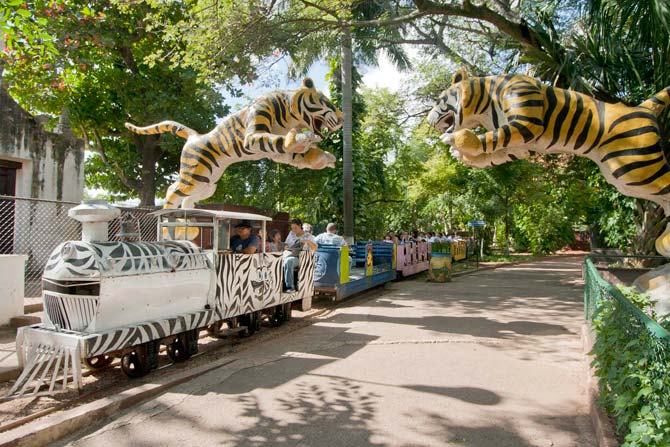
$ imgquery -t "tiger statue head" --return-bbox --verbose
[291,78,344,138]
[427,68,479,134]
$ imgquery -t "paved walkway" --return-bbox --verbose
[59,256,594,447]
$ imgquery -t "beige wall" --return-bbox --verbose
[0,88,84,202]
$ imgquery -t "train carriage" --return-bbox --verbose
[313,241,396,301]
[8,202,314,398]
[396,241,431,277]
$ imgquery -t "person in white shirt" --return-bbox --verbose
[283,218,316,292]
[315,223,347,247]
[302,223,313,236]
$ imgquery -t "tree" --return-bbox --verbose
[152,0,411,237]
[2,1,226,205]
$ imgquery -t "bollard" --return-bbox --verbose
[0,255,28,325]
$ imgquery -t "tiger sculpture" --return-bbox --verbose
[125,78,343,209]
[427,68,670,255]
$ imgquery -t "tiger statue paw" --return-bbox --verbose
[441,129,482,157]
[304,147,336,170]
[285,128,322,154]
[451,147,531,168]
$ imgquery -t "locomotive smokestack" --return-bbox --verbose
[68,201,120,242]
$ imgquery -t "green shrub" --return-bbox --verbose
[591,286,670,446]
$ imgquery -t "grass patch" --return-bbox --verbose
[479,253,535,264]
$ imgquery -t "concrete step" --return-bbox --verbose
[9,314,41,329]
[24,297,43,314]
[0,326,19,382]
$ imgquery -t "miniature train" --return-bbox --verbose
[9,203,314,398]
[9,203,476,398]
[313,239,475,300]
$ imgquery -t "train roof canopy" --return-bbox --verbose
[150,208,273,222]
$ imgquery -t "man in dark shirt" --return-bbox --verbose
[230,220,259,254]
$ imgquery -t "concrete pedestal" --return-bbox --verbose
[0,255,27,326]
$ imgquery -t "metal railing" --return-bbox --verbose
[0,196,158,297]
[583,257,670,339]
[583,256,670,444]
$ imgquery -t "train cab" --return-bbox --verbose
[153,208,315,318]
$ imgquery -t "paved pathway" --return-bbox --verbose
[59,256,594,447]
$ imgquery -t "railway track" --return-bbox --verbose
[0,286,387,435]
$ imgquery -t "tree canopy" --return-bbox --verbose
[2,0,668,255]
[2,0,226,205]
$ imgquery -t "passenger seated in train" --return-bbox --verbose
[283,218,316,292]
[257,228,271,252]
[268,229,285,252]
[315,223,347,246]
[316,223,353,270]
[302,222,313,236]
[230,220,259,254]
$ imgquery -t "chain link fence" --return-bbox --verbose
[0,196,158,298]
[583,256,670,444]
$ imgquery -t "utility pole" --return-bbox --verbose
[341,26,354,243]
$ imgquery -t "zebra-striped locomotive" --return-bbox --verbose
[9,202,314,398]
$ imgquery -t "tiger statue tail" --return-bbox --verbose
[639,87,670,116]
[639,87,670,256]
[124,121,198,139]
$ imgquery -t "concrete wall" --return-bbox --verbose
[0,88,84,201]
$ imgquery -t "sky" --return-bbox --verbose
[222,53,404,111]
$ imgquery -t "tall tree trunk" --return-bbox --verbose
[136,135,161,207]
[633,200,667,261]
[447,200,453,232]
[341,26,354,242]
[504,194,510,256]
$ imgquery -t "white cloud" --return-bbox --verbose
[360,53,403,92]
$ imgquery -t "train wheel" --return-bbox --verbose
[240,311,261,337]
[206,320,224,337]
[270,305,284,327]
[227,317,240,330]
[167,333,193,362]
[283,302,293,322]
[121,345,151,378]
[84,354,114,370]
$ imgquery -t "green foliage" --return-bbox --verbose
[3,1,226,204]
[1,0,62,62]
[590,277,670,446]
[151,0,411,85]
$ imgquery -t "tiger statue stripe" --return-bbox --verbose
[125,78,343,209]
[427,68,670,255]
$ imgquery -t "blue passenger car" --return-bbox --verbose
[313,241,396,300]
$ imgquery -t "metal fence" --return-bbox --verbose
[583,257,670,340]
[583,256,670,443]
[0,196,158,298]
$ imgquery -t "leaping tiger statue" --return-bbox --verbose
[125,78,342,209]
[427,68,670,256]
